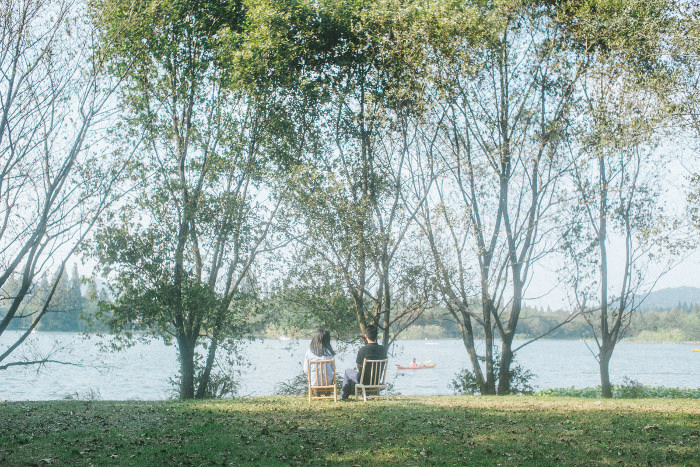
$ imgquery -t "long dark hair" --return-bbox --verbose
[310,328,335,357]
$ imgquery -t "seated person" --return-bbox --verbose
[341,324,387,400]
[303,328,335,386]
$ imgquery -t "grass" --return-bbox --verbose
[538,385,700,399]
[1,396,698,466]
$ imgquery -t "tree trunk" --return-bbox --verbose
[195,335,219,399]
[598,155,612,399]
[497,344,514,395]
[458,308,488,394]
[483,297,497,395]
[178,337,196,399]
[599,347,613,398]
[497,275,522,395]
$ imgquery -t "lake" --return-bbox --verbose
[1,332,698,400]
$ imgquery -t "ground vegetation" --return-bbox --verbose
[0,396,697,465]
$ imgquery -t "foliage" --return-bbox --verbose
[554,0,681,399]
[170,365,240,400]
[414,0,620,395]
[538,381,700,399]
[259,287,360,342]
[2,0,696,406]
[274,372,310,396]
[252,0,435,346]
[62,388,103,401]
[0,397,698,465]
[88,0,289,399]
[450,354,535,396]
[274,372,344,396]
[36,267,89,333]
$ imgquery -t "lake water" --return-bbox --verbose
[1,332,698,401]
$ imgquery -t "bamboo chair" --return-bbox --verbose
[355,358,389,401]
[307,359,337,403]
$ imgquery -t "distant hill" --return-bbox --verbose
[640,286,700,309]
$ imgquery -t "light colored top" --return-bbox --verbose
[303,349,335,386]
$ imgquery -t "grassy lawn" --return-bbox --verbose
[1,395,698,466]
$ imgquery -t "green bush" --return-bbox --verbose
[275,372,343,396]
[537,380,700,399]
[450,353,535,395]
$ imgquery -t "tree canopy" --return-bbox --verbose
[1,0,697,399]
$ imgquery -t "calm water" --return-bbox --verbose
[1,332,698,400]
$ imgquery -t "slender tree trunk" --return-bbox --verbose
[196,335,219,399]
[482,296,497,395]
[497,274,522,394]
[458,307,488,394]
[381,266,391,346]
[195,300,230,399]
[598,155,613,398]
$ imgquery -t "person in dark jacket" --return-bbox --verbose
[341,324,387,400]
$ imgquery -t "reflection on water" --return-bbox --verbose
[1,332,698,401]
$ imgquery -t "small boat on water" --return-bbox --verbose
[397,362,437,370]
[693,349,700,352]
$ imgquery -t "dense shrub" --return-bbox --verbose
[450,353,535,395]
[275,372,344,396]
[537,379,700,399]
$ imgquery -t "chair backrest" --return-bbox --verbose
[359,358,388,386]
[307,358,336,387]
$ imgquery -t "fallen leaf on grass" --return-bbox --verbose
[643,425,660,432]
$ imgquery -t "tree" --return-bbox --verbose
[411,0,594,394]
[0,0,124,371]
[265,0,432,346]
[36,265,84,332]
[89,0,287,399]
[559,0,678,398]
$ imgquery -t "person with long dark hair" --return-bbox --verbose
[303,329,335,386]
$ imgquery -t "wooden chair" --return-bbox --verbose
[355,358,389,401]
[307,359,337,402]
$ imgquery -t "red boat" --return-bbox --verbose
[396,362,436,370]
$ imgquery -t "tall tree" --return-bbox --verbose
[559,0,678,398]
[90,0,287,399]
[36,267,83,332]
[0,0,125,370]
[260,0,431,346]
[413,0,589,394]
